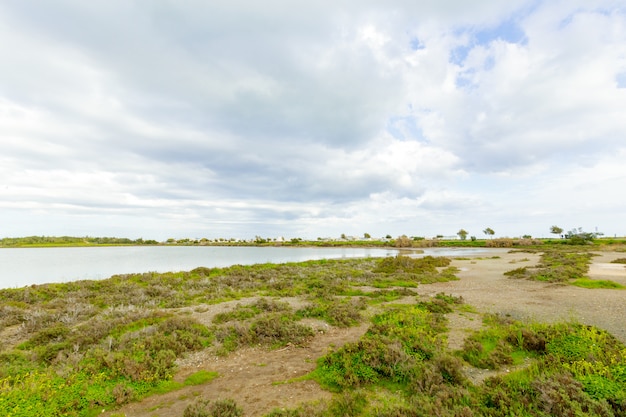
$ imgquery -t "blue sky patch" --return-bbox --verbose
[386,115,425,142]
[476,18,526,45]
[409,36,425,51]
[451,17,526,67]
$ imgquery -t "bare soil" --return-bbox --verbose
[104,249,626,417]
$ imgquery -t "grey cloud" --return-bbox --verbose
[1,1,625,240]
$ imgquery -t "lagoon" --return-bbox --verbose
[0,246,501,289]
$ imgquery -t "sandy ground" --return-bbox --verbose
[423,250,626,343]
[104,249,626,417]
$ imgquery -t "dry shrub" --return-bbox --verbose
[19,308,58,335]
[505,328,547,353]
[486,239,514,248]
[184,398,212,417]
[251,314,314,346]
[0,305,24,329]
[395,235,413,247]
[531,373,613,417]
[183,398,243,417]
[433,354,468,386]
[298,297,366,327]
[518,238,543,246]
[413,239,440,248]
[253,298,292,313]
[486,238,542,247]
[265,400,329,417]
[112,383,134,405]
[325,298,366,327]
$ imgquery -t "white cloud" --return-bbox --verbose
[1,1,625,240]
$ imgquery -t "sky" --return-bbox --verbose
[1,0,625,241]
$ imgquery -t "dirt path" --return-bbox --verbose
[106,249,626,417]
[104,323,369,417]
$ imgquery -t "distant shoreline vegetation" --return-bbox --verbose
[1,234,626,248]
[0,236,159,247]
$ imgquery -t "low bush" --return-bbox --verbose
[486,238,543,248]
[184,398,243,417]
[374,255,451,274]
[314,304,448,390]
[213,299,292,325]
[213,312,314,354]
[417,293,464,314]
[504,249,598,284]
[297,297,366,327]
[251,313,314,347]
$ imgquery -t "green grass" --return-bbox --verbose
[571,278,624,289]
[184,370,219,386]
[503,249,624,291]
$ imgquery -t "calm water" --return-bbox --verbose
[0,246,398,289]
[0,246,500,289]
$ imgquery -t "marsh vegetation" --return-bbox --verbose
[1,250,625,416]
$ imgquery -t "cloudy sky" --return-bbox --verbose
[1,1,625,241]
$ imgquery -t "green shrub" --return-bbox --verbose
[327,390,367,416]
[374,256,451,274]
[417,293,464,314]
[213,299,293,324]
[504,250,596,284]
[297,297,366,327]
[503,267,530,279]
[213,312,313,354]
[251,314,314,347]
[314,304,447,390]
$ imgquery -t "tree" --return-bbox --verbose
[364,233,371,239]
[457,229,468,240]
[550,225,563,237]
[565,227,600,245]
[483,227,495,239]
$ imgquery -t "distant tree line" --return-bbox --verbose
[0,236,158,247]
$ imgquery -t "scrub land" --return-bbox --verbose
[1,244,626,417]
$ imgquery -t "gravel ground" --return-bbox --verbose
[419,249,626,343]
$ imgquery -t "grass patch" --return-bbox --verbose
[571,278,624,289]
[503,249,619,290]
[184,370,219,386]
